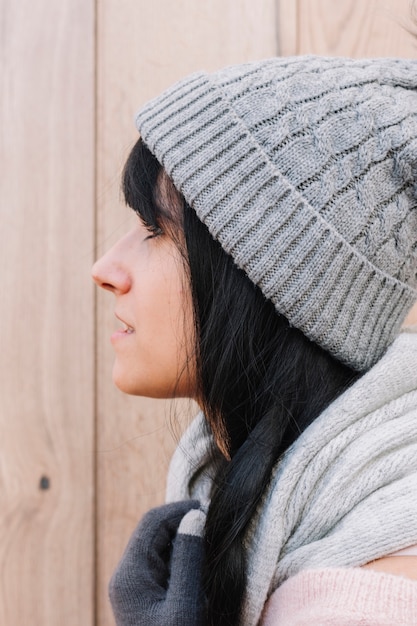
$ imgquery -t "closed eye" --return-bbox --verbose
[144,226,163,240]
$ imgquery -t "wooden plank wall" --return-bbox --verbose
[280,0,417,57]
[0,0,95,624]
[1,1,416,624]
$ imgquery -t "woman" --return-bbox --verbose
[92,56,417,625]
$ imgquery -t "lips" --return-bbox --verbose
[115,313,134,333]
[111,314,135,345]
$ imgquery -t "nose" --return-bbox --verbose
[91,246,131,295]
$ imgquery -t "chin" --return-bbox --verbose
[112,366,172,398]
[112,359,197,399]
[112,363,141,395]
[112,375,137,395]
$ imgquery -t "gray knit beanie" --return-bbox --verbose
[136,56,417,371]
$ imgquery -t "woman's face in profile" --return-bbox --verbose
[92,217,196,399]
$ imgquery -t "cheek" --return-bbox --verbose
[161,272,195,365]
[157,264,196,395]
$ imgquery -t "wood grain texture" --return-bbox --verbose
[95,1,278,623]
[296,0,417,57]
[277,0,299,55]
[404,304,417,325]
[0,1,95,624]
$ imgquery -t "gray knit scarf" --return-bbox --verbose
[166,329,417,626]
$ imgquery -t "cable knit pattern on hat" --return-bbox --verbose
[136,56,417,370]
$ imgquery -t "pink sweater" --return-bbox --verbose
[261,568,417,625]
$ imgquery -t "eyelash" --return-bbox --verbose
[144,226,163,240]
